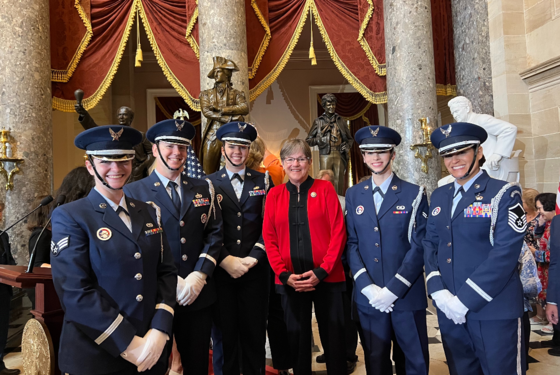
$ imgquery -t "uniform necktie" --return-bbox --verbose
[116,206,129,216]
[116,206,132,232]
[168,181,181,212]
[451,187,464,216]
[373,186,384,214]
[231,173,243,183]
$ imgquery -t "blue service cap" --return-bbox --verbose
[355,125,401,151]
[216,122,257,146]
[75,125,142,161]
[146,119,196,145]
[430,122,488,156]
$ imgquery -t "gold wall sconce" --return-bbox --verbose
[410,118,435,174]
[0,130,24,190]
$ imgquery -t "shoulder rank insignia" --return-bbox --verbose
[51,236,69,256]
[508,203,527,233]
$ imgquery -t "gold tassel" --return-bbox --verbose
[135,9,143,67]
[309,7,317,65]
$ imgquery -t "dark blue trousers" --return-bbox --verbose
[357,306,429,375]
[437,309,526,375]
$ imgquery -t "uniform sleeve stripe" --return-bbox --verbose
[395,273,412,287]
[254,243,266,252]
[94,314,123,345]
[426,271,441,281]
[354,268,367,281]
[199,253,217,266]
[155,303,174,316]
[466,278,493,302]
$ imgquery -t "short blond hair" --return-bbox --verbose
[280,139,311,161]
[522,188,539,212]
[317,169,334,180]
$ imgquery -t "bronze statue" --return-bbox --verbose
[199,56,249,175]
[74,90,155,182]
[306,94,353,195]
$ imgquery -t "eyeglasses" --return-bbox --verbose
[283,157,309,164]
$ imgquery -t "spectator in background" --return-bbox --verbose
[523,188,543,251]
[317,170,345,211]
[247,136,285,187]
[54,166,95,204]
[532,193,557,332]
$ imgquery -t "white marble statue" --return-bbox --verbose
[447,96,518,181]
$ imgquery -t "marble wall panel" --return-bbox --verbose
[525,0,553,33]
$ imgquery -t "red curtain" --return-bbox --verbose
[154,97,202,155]
[51,0,456,112]
[316,93,379,189]
[50,0,92,82]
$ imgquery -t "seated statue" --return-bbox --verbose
[74,103,155,182]
[448,96,518,181]
[199,56,249,175]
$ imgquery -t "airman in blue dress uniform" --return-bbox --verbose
[51,125,177,375]
[206,122,272,375]
[124,119,223,375]
[346,125,429,375]
[424,122,527,375]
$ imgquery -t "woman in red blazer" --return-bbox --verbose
[263,139,347,375]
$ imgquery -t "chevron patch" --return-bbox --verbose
[51,236,69,256]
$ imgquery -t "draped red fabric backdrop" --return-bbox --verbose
[51,0,455,112]
[316,93,379,190]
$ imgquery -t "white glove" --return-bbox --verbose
[121,335,146,366]
[181,271,207,306]
[220,255,249,278]
[137,329,169,372]
[176,276,189,304]
[487,154,502,171]
[446,296,468,324]
[361,284,382,304]
[432,290,464,324]
[371,287,398,313]
[240,256,258,269]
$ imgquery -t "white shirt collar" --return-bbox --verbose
[371,172,394,194]
[154,169,181,188]
[453,170,483,195]
[226,168,246,180]
[95,187,128,213]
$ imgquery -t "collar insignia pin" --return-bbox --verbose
[221,174,226,178]
[474,184,480,189]
[183,180,188,185]
[392,185,397,190]
[364,185,369,190]
[247,172,251,176]
[99,203,107,209]
[130,202,135,208]
[154,182,161,187]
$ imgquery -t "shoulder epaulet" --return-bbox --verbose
[490,182,522,246]
[408,185,425,243]
[205,178,216,227]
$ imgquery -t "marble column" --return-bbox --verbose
[198,0,249,133]
[0,0,53,264]
[450,0,494,115]
[383,0,440,192]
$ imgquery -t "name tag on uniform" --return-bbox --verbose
[464,203,492,218]
[249,189,266,196]
[192,198,210,207]
[145,227,163,236]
